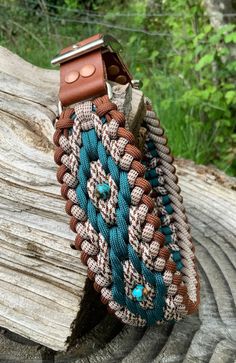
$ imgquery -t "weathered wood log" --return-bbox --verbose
[0,47,236,362]
[0,47,85,351]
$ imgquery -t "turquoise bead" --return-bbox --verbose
[132,284,144,302]
[95,182,111,200]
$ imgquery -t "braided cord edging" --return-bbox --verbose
[143,100,200,313]
[53,95,199,325]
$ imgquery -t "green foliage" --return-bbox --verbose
[0,0,235,175]
[164,7,236,174]
[122,0,236,174]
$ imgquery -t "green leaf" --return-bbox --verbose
[226,61,236,72]
[217,24,235,35]
[195,54,214,71]
[195,45,203,55]
[225,32,236,43]
[149,50,159,61]
[204,24,212,34]
[128,35,137,46]
[225,91,236,105]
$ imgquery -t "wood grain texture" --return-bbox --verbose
[0,46,87,351]
[0,46,235,361]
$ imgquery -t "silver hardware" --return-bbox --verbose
[131,79,143,89]
[51,35,122,65]
[58,100,63,116]
[106,82,113,100]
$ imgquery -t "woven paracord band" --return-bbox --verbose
[53,94,200,326]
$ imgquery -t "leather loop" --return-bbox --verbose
[57,34,133,107]
[59,49,106,106]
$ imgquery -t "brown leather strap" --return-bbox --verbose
[58,34,132,107]
[59,49,106,106]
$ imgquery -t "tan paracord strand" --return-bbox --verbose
[144,103,198,303]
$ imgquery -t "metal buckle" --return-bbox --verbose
[57,81,113,116]
[106,82,113,100]
[131,79,143,89]
[57,100,63,116]
[51,34,122,65]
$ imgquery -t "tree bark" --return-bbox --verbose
[203,0,236,28]
[204,0,236,60]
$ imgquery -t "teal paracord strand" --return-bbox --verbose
[75,103,166,325]
[144,138,184,271]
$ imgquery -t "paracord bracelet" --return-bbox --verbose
[52,34,200,326]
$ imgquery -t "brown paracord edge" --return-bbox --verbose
[53,94,200,323]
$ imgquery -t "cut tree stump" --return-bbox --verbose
[0,47,235,362]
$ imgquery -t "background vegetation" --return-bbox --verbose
[0,0,235,175]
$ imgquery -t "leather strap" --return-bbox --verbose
[60,49,106,106]
[58,34,132,107]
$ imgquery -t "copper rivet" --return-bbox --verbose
[65,71,80,83]
[80,64,96,78]
[115,75,127,84]
[108,64,120,76]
